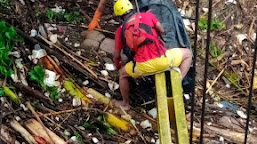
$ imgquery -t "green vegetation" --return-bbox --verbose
[0,0,10,8]
[209,43,222,57]
[0,21,23,104]
[64,11,85,23]
[29,66,60,100]
[0,21,23,77]
[228,73,240,86]
[29,66,46,89]
[82,115,117,135]
[36,9,85,24]
[73,131,83,144]
[199,17,225,31]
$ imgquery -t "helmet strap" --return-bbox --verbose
[122,9,135,21]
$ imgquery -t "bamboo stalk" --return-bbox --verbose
[38,107,104,117]
[38,35,98,78]
[26,102,55,144]
[206,68,225,94]
[10,120,38,144]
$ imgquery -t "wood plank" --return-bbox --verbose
[155,73,172,144]
[170,70,189,144]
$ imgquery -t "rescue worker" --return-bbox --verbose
[112,0,192,110]
[88,0,111,31]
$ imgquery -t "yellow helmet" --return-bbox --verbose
[114,0,133,16]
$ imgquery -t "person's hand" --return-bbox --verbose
[88,10,102,31]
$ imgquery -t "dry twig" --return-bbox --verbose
[206,68,225,94]
[120,106,147,144]
[38,35,98,78]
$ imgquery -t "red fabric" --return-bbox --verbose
[115,12,166,63]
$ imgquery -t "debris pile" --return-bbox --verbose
[0,0,256,143]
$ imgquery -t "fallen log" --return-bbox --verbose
[1,125,21,144]
[13,82,50,101]
[87,88,113,107]
[10,120,38,144]
[25,119,66,144]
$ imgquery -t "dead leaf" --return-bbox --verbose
[15,1,23,15]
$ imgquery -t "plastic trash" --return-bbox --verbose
[237,110,247,119]
[236,34,247,45]
[49,34,58,44]
[105,92,111,98]
[92,137,99,143]
[108,81,119,91]
[30,29,37,37]
[100,70,109,77]
[43,70,56,87]
[82,80,89,86]
[225,0,237,4]
[148,108,157,119]
[38,25,47,38]
[31,44,47,59]
[140,120,152,130]
[105,63,116,71]
[72,97,81,107]
[218,101,239,111]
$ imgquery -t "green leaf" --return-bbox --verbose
[14,35,24,42]
[29,66,45,85]
[46,10,54,20]
[5,68,13,77]
[64,80,79,96]
[73,131,83,144]
[198,17,225,31]
[64,14,71,21]
[106,127,117,135]
[5,27,16,39]
[47,86,59,100]
[82,122,94,129]
[198,18,208,30]
[0,22,7,34]
[0,50,8,66]
[210,43,222,57]
[0,66,7,76]
[0,88,4,96]
[229,73,238,82]
[34,66,45,79]
[4,87,20,104]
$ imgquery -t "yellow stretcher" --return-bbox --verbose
[155,69,189,144]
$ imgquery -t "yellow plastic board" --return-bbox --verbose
[155,72,172,144]
[170,70,189,144]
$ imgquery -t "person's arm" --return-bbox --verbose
[113,27,123,70]
[155,21,165,35]
[113,49,122,69]
[88,0,109,31]
[97,0,109,12]
[149,12,165,35]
